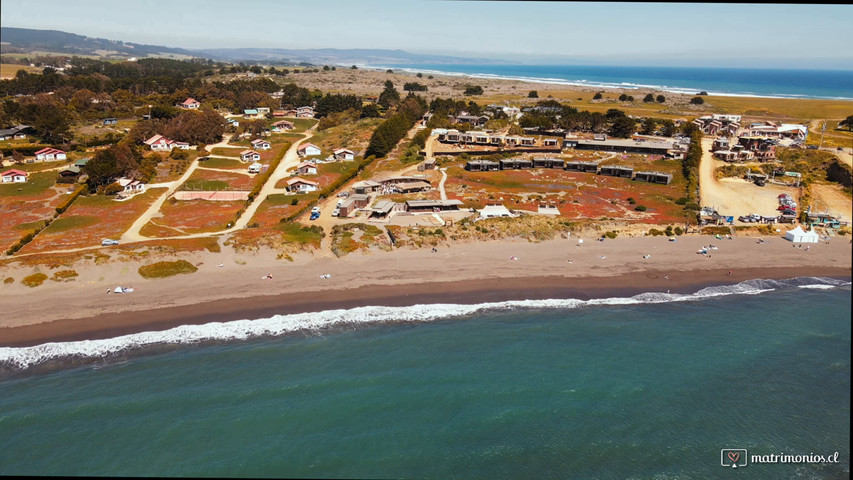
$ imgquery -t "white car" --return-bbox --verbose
[101,239,120,246]
[332,208,340,217]
[311,207,321,214]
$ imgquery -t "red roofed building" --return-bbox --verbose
[177,97,200,109]
[1,169,28,183]
[34,147,67,162]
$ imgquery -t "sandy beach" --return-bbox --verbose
[1,234,849,347]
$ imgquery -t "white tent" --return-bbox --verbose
[784,226,819,243]
[478,204,514,219]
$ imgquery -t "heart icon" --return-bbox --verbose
[728,452,740,463]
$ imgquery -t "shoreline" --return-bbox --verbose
[360,64,853,101]
[1,266,849,348]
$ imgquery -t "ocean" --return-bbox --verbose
[379,64,853,100]
[0,277,849,479]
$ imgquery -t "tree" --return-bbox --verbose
[84,143,140,189]
[618,93,628,101]
[609,116,636,138]
[697,91,708,96]
[12,150,24,164]
[528,90,539,98]
[164,109,227,144]
[641,117,656,135]
[839,115,853,131]
[386,69,394,73]
[378,80,400,109]
[323,65,330,71]
[660,119,677,137]
[464,85,484,95]
[17,95,71,143]
[403,82,428,92]
[593,92,603,100]
[656,95,666,103]
[360,103,381,118]
[416,73,423,78]
[605,108,625,119]
[690,97,705,105]
[351,65,358,69]
[643,93,655,103]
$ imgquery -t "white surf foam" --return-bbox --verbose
[0,277,848,371]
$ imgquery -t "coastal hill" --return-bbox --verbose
[1,27,510,65]
[0,27,196,59]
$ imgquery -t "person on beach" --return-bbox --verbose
[664,274,669,280]
[728,270,733,276]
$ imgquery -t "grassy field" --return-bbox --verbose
[19,188,167,254]
[0,63,41,79]
[142,198,244,236]
[0,171,58,197]
[197,157,245,169]
[183,168,254,191]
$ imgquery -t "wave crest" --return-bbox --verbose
[1,277,848,371]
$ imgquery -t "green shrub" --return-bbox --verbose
[605,231,618,239]
[627,197,636,205]
[55,185,86,214]
[674,226,684,236]
[634,205,647,212]
[22,273,48,287]
[675,197,688,205]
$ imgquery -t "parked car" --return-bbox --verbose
[754,179,765,186]
[332,208,340,217]
[311,206,321,214]
[310,211,320,220]
[337,191,350,198]
[101,239,119,246]
[806,145,818,150]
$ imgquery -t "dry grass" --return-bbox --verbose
[138,260,198,279]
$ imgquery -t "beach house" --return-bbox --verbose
[251,139,271,150]
[333,148,355,161]
[144,134,177,151]
[1,169,28,183]
[248,162,262,174]
[297,161,318,175]
[0,125,33,141]
[240,150,262,162]
[102,117,118,125]
[297,143,322,157]
[272,120,294,131]
[34,147,67,162]
[177,97,200,109]
[296,106,315,118]
[286,177,319,193]
[243,109,264,119]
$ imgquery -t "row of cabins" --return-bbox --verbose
[244,106,315,119]
[296,143,355,160]
[464,158,672,185]
[713,136,777,162]
[747,121,807,141]
[437,129,540,147]
[0,125,33,141]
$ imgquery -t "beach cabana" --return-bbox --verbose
[783,226,819,243]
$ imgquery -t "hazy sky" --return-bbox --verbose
[3,0,852,69]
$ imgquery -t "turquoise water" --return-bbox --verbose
[0,282,849,478]
[381,64,853,100]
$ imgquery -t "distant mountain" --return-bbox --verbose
[1,27,513,66]
[194,48,515,66]
[0,27,196,59]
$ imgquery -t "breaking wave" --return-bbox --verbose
[1,277,848,371]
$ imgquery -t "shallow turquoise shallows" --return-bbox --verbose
[0,284,849,479]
